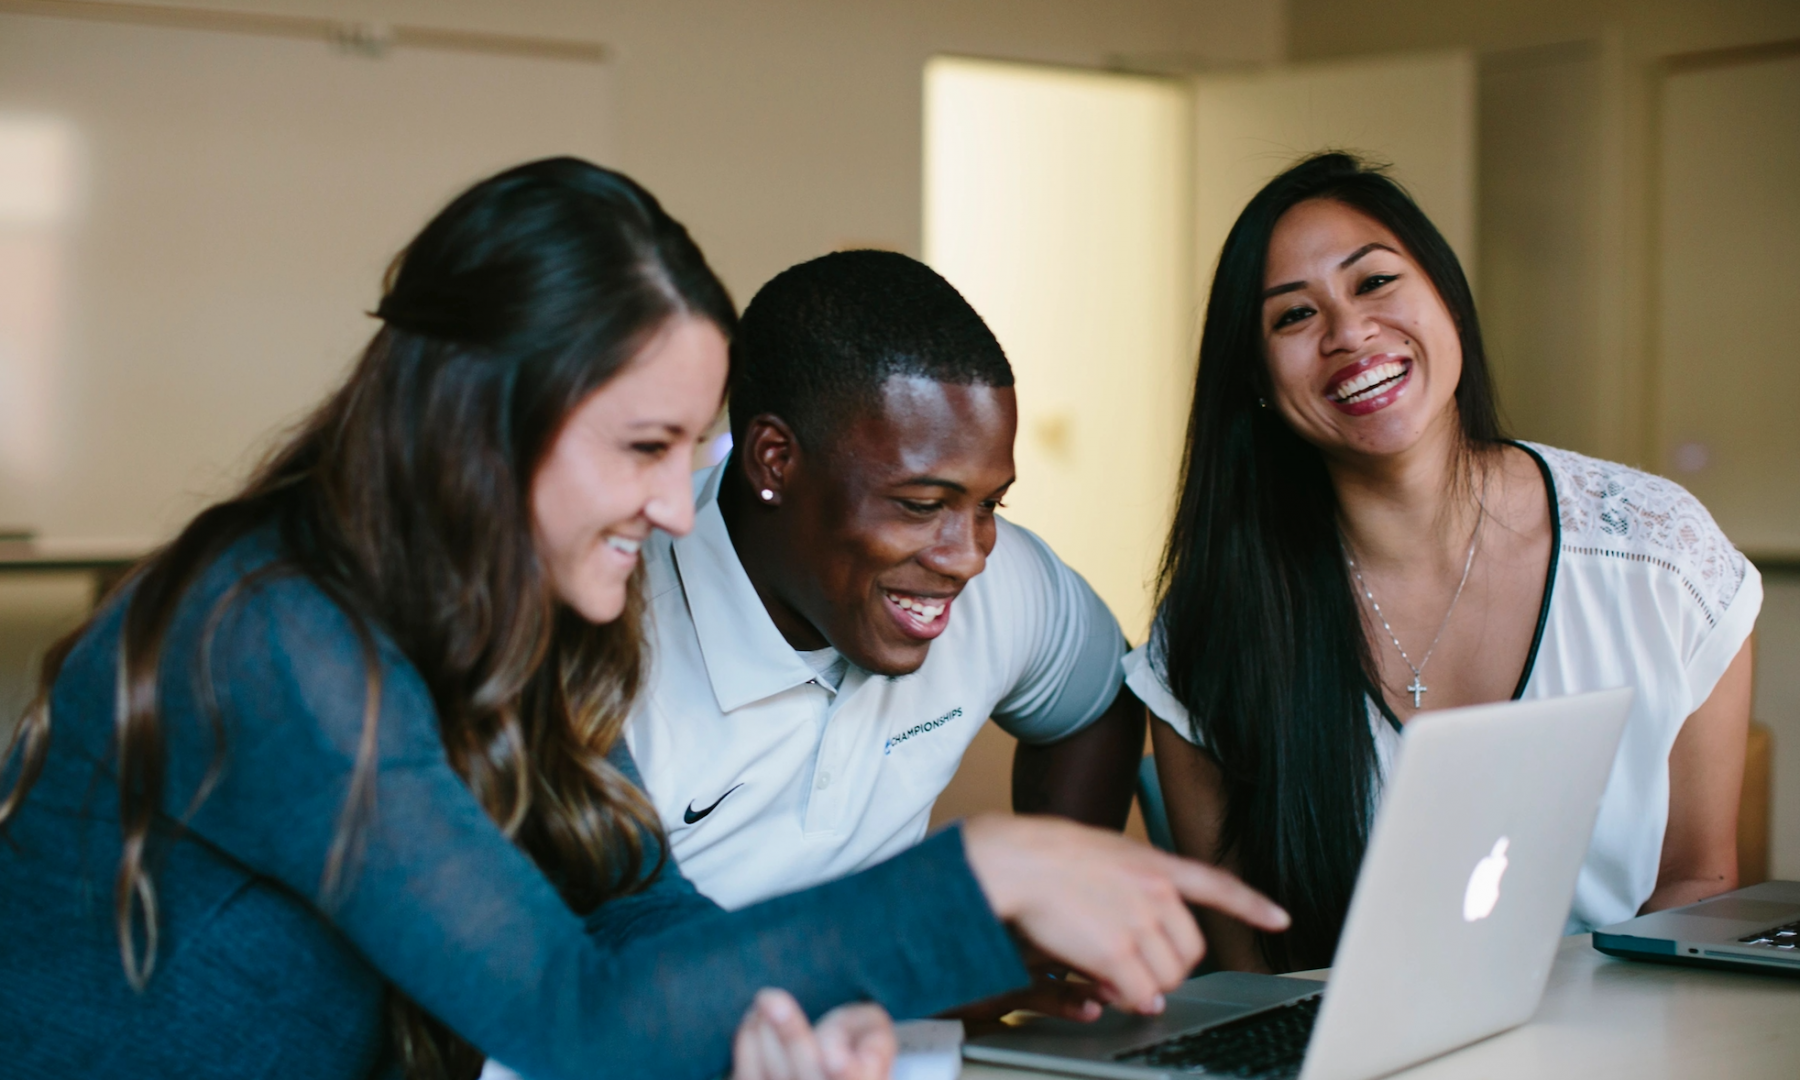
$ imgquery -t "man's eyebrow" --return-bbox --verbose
[1262,242,1400,300]
[895,476,968,493]
[1339,241,1397,269]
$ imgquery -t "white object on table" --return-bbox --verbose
[893,1018,964,1080]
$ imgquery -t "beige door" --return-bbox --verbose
[924,56,1192,643]
[1657,53,1800,557]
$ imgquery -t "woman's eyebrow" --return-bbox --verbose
[1263,241,1401,300]
[1339,242,1397,269]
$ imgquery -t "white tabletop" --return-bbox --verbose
[962,934,1800,1079]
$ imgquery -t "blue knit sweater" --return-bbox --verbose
[0,530,1027,1078]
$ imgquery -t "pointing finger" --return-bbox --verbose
[1158,855,1289,932]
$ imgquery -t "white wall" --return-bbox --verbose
[0,0,1286,751]
[100,0,1283,322]
[0,12,619,543]
[0,0,1285,547]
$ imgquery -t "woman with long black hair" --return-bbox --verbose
[0,158,1287,1079]
[1130,153,1758,974]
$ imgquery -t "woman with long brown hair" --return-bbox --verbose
[0,157,1287,1080]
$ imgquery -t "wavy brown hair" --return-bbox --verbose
[0,157,736,1078]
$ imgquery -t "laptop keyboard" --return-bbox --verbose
[1114,994,1321,1078]
[1737,919,1800,949]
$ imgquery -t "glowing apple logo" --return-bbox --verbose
[1462,837,1511,922]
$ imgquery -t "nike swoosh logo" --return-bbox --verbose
[683,783,743,824]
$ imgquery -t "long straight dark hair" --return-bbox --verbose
[0,157,735,1078]
[1155,153,1503,971]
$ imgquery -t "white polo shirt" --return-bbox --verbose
[626,463,1126,910]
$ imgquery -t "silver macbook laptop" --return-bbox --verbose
[1593,880,1800,975]
[964,687,1633,1080]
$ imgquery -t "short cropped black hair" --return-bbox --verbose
[728,250,1014,449]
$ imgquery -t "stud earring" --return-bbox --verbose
[760,488,775,502]
[1258,397,1269,409]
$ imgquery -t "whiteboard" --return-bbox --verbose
[0,9,615,544]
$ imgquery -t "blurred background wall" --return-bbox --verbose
[0,0,1284,760]
[1,0,1794,874]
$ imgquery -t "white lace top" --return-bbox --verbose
[1125,442,1763,932]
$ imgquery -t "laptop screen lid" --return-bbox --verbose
[1299,687,1632,1080]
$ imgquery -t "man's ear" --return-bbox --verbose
[738,414,802,507]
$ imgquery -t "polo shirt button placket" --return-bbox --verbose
[804,683,856,835]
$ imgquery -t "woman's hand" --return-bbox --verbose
[731,988,896,1080]
[960,814,1289,1014]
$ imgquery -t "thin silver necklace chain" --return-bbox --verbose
[1344,502,1485,710]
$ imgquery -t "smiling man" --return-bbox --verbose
[625,251,1143,908]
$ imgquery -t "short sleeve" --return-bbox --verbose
[987,519,1127,745]
[1122,627,1201,748]
[1684,559,1761,715]
[1533,442,1764,716]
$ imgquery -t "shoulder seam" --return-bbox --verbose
[1531,440,1748,620]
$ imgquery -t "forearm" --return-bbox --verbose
[521,827,1028,1080]
[1148,716,1268,972]
[1011,685,1144,829]
[1640,872,1738,915]
[583,861,723,949]
[314,820,1026,1080]
[1643,639,1754,916]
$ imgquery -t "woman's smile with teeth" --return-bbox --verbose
[603,535,641,556]
[1331,359,1409,403]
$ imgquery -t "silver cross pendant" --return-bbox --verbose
[1407,677,1427,709]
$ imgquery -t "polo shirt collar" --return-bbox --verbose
[672,464,824,713]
